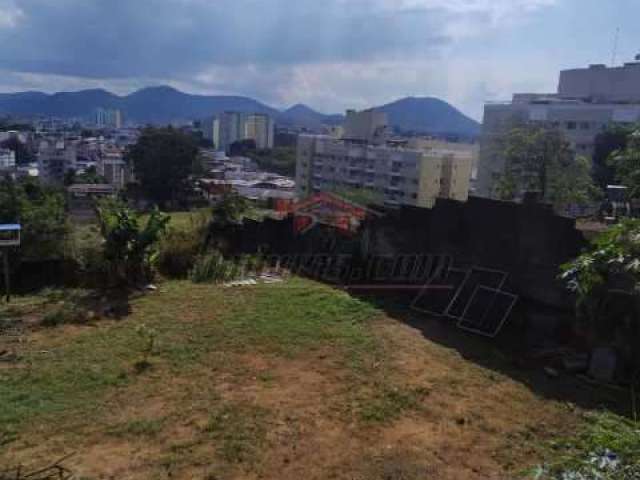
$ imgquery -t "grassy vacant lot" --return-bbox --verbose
[0,278,635,479]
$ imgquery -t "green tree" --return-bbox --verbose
[608,130,640,198]
[561,219,640,369]
[547,155,602,211]
[126,127,199,207]
[95,198,170,286]
[211,191,250,226]
[248,146,297,176]
[494,171,517,201]
[494,125,600,208]
[593,125,633,188]
[0,177,67,261]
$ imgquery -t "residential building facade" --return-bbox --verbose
[213,112,244,153]
[296,111,474,208]
[477,61,640,198]
[214,112,275,152]
[94,108,123,129]
[244,113,274,150]
[37,140,77,183]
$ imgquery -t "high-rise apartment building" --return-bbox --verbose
[477,60,640,198]
[296,110,474,208]
[213,112,244,153]
[213,112,275,152]
[244,114,274,150]
[94,108,123,129]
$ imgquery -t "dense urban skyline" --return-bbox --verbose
[0,0,639,119]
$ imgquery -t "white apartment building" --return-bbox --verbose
[0,148,16,170]
[213,112,244,153]
[214,112,275,153]
[477,60,640,198]
[296,110,474,208]
[94,108,123,129]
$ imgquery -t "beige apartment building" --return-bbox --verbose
[244,113,275,150]
[296,110,475,208]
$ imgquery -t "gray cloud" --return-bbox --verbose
[0,0,451,79]
[0,0,560,119]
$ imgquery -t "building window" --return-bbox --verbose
[566,121,577,130]
[580,122,590,130]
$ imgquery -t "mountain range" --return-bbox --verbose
[0,86,480,137]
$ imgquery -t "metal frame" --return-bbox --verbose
[410,266,468,317]
[445,266,508,320]
[457,286,518,338]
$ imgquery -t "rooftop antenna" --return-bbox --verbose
[611,27,620,66]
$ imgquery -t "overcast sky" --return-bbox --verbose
[0,0,638,119]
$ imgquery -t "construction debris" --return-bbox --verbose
[223,278,258,287]
[410,264,518,338]
[223,272,286,287]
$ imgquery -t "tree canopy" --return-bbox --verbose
[126,127,199,207]
[0,177,67,260]
[494,125,600,210]
[608,130,640,199]
[592,125,632,188]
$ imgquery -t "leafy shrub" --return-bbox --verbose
[560,219,640,368]
[96,198,170,286]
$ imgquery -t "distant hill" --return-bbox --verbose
[277,104,343,130]
[279,98,480,137]
[377,97,479,137]
[0,87,479,137]
[0,86,278,124]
